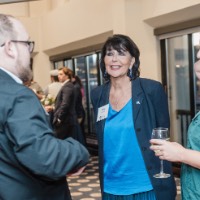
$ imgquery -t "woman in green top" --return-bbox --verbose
[150,49,200,200]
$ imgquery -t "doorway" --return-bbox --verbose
[160,32,200,147]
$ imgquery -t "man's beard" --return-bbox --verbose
[19,67,33,83]
[16,60,33,83]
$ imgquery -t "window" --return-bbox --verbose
[53,52,102,149]
[160,30,200,146]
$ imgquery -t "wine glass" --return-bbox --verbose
[151,127,170,178]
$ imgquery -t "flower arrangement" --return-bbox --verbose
[41,94,55,106]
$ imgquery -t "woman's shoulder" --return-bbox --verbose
[91,82,109,94]
[91,85,103,101]
[139,77,163,90]
[91,82,109,103]
[91,85,103,93]
[137,78,165,96]
[139,77,162,86]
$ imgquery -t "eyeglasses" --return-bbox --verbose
[0,40,35,53]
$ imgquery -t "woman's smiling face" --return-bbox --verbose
[104,47,135,79]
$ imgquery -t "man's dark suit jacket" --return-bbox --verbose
[0,69,89,200]
[53,81,77,139]
[91,77,176,200]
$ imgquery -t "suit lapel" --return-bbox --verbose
[98,79,144,125]
[96,83,110,144]
[97,79,145,139]
[132,78,144,122]
[55,81,69,103]
[99,83,110,107]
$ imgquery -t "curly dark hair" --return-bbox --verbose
[100,34,140,81]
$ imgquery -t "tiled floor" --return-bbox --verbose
[67,156,181,200]
[175,177,181,200]
[67,156,101,200]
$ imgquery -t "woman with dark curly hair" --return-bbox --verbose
[91,34,176,200]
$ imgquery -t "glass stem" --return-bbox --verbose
[160,160,164,174]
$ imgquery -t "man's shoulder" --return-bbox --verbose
[0,79,30,95]
[0,68,13,81]
[62,82,74,91]
[0,70,33,95]
[0,71,19,89]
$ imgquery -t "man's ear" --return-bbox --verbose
[4,41,16,58]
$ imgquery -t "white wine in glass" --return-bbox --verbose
[151,127,171,178]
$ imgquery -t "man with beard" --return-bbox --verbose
[0,14,89,200]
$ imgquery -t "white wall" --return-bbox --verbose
[142,0,200,20]
[0,2,29,16]
[1,0,200,88]
[143,0,200,27]
[124,0,160,80]
[41,0,113,50]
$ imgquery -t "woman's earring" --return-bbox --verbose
[103,70,108,78]
[127,68,133,80]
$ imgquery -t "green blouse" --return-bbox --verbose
[181,111,200,200]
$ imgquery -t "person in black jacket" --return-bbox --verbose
[91,34,176,200]
[72,74,86,144]
[53,67,85,146]
[0,14,89,200]
[53,67,77,139]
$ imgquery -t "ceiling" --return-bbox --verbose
[0,0,41,4]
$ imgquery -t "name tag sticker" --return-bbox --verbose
[97,104,109,122]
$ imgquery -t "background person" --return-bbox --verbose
[91,34,176,200]
[43,69,62,124]
[71,74,86,144]
[0,14,89,200]
[52,67,76,139]
[150,48,200,200]
[44,69,62,99]
[53,67,85,146]
[24,78,44,100]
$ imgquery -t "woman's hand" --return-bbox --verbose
[150,139,185,162]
